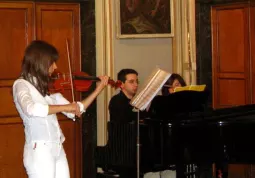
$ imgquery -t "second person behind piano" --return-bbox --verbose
[161,73,186,95]
[148,73,187,118]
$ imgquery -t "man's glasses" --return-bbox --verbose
[125,80,139,85]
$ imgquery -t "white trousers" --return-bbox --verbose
[23,141,70,178]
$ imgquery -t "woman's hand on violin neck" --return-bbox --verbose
[79,75,109,110]
[96,75,109,91]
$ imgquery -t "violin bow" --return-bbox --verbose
[66,39,75,102]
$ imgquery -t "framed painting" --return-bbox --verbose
[116,0,174,38]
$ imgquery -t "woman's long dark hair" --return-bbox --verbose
[161,73,187,96]
[21,40,59,96]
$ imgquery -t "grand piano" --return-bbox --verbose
[95,90,255,178]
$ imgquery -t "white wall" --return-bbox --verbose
[114,38,172,83]
[111,2,173,84]
[95,0,174,146]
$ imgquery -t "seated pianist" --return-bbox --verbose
[109,68,148,123]
[105,69,148,178]
[106,69,180,178]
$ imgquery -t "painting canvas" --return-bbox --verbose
[116,0,174,38]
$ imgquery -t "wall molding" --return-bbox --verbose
[95,0,114,146]
[95,0,196,145]
[173,0,196,84]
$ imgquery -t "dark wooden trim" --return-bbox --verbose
[79,1,97,178]
[196,0,250,3]
[0,0,89,2]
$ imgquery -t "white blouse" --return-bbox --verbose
[13,78,85,144]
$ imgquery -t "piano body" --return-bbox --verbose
[95,90,255,178]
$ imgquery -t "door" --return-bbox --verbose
[36,3,82,178]
[0,2,34,178]
[211,3,250,109]
[250,4,255,104]
[0,2,82,178]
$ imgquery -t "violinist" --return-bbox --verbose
[12,40,108,178]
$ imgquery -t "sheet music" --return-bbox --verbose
[174,84,206,92]
[130,68,171,111]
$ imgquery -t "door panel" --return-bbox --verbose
[0,87,18,117]
[36,3,80,74]
[217,8,246,73]
[218,79,246,107]
[212,4,250,108]
[0,2,81,178]
[0,3,34,178]
[250,5,255,104]
[0,119,26,178]
[0,2,34,79]
[36,3,82,178]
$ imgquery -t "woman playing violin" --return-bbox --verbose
[12,40,108,178]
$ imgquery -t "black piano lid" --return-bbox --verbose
[148,90,255,124]
[148,90,209,119]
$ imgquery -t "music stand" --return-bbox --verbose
[130,68,171,178]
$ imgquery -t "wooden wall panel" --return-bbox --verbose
[0,119,26,178]
[0,87,18,117]
[0,2,34,79]
[217,8,246,73]
[35,3,81,103]
[212,4,250,108]
[0,3,34,177]
[0,118,77,178]
[250,5,255,104]
[35,5,82,178]
[59,119,77,178]
[0,2,81,178]
[228,164,250,178]
[36,3,81,73]
[218,79,246,107]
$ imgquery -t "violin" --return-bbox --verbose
[49,39,121,99]
[49,70,122,93]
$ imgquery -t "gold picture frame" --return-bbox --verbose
[116,0,174,38]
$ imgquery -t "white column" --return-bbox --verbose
[173,0,196,85]
[95,0,114,146]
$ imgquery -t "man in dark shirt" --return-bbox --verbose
[108,69,152,178]
[106,69,140,178]
[109,68,139,123]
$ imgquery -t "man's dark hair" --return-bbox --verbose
[21,40,59,96]
[117,69,138,83]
